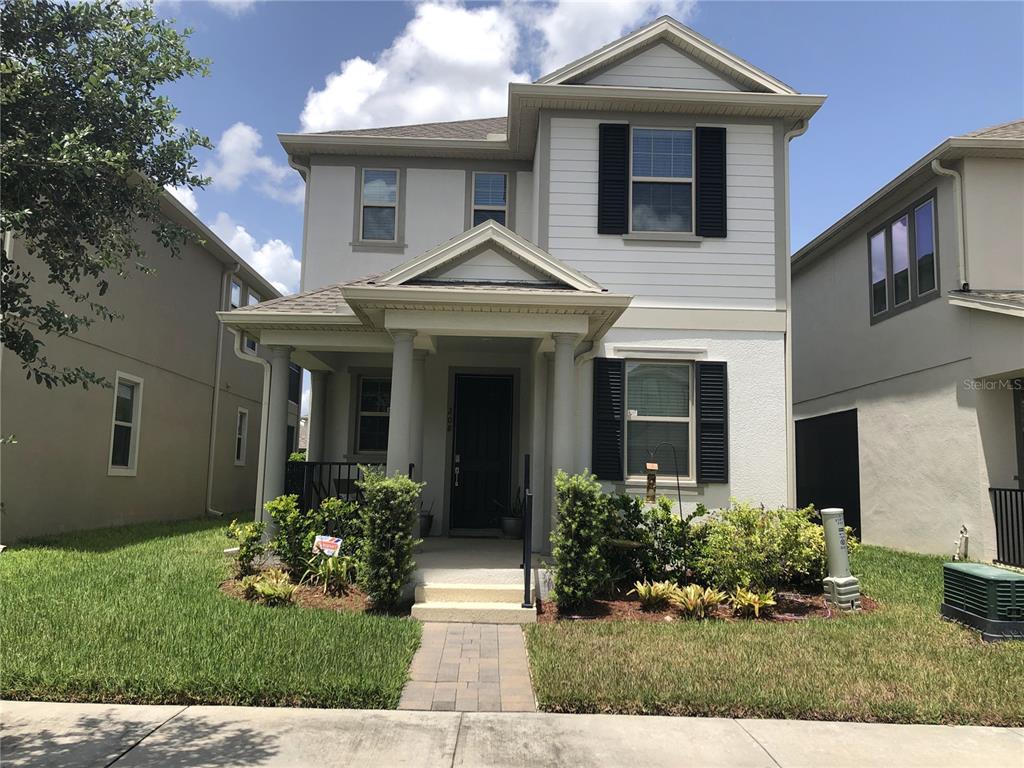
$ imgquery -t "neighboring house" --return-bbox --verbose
[220,16,825,548]
[0,191,300,542]
[792,119,1024,562]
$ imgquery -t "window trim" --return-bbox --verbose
[234,407,249,466]
[354,374,391,456]
[229,278,242,309]
[247,289,260,306]
[470,171,509,228]
[868,190,941,324]
[107,371,144,477]
[358,167,400,244]
[628,126,696,235]
[623,359,696,482]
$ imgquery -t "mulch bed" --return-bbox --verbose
[219,578,372,614]
[537,591,878,623]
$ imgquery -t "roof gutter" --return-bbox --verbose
[930,158,969,291]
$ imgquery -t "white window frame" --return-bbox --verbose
[471,171,508,226]
[359,168,399,243]
[229,278,242,309]
[623,359,695,481]
[355,375,391,455]
[234,407,249,466]
[107,371,144,477]
[628,126,696,235]
[247,289,260,306]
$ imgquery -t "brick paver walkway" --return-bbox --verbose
[398,623,537,712]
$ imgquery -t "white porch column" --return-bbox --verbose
[306,370,327,462]
[410,350,426,480]
[551,331,577,484]
[386,330,415,476]
[263,345,292,517]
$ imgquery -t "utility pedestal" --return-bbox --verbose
[821,507,861,611]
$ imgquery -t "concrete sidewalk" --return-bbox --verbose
[2,700,1022,768]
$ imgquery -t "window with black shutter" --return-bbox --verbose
[694,126,727,238]
[695,360,729,483]
[598,124,629,235]
[592,357,625,480]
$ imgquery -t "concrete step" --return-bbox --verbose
[415,583,530,604]
[410,601,537,624]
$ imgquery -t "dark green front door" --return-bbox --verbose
[451,374,513,530]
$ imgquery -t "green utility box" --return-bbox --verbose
[941,562,1024,641]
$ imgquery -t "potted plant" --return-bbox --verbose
[498,488,525,539]
[418,500,434,538]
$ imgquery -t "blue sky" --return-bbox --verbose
[159,0,1023,299]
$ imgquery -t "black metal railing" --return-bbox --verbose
[521,454,533,609]
[285,461,367,513]
[992,488,1024,568]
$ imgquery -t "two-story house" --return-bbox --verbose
[221,17,825,551]
[1,190,301,542]
[792,120,1024,564]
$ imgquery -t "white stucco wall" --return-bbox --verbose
[962,156,1024,290]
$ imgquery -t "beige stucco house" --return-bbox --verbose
[0,191,300,542]
[792,119,1024,564]
[221,17,825,558]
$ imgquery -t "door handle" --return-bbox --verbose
[454,466,460,487]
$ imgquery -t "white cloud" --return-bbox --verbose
[211,211,300,294]
[300,0,698,133]
[208,0,255,16]
[300,375,311,416]
[164,184,199,214]
[204,122,304,206]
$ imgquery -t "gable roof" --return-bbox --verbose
[535,16,796,95]
[963,118,1024,139]
[311,116,507,141]
[367,220,607,293]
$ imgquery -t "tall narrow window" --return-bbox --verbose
[235,408,248,466]
[472,172,507,226]
[630,128,693,233]
[247,290,260,307]
[230,279,242,309]
[109,373,143,475]
[891,214,910,306]
[915,199,936,294]
[360,169,398,241]
[356,377,391,453]
[624,362,692,478]
[870,230,888,316]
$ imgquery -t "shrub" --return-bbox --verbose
[639,498,691,583]
[288,450,307,462]
[550,471,609,610]
[225,520,267,577]
[730,586,777,618]
[694,502,829,591]
[302,552,358,596]
[670,584,727,619]
[266,495,363,577]
[318,497,362,557]
[604,493,647,589]
[247,569,295,606]
[628,580,677,611]
[356,467,422,610]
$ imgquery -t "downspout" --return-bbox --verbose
[930,158,969,291]
[229,328,271,523]
[205,265,238,517]
[783,119,809,509]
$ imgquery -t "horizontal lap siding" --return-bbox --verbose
[548,118,776,307]
[584,43,740,91]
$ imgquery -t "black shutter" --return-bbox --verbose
[598,123,629,235]
[592,357,625,481]
[696,361,729,483]
[695,126,727,238]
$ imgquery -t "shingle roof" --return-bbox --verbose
[950,289,1024,311]
[961,119,1024,139]
[232,284,351,314]
[313,116,507,140]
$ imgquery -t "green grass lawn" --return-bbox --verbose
[0,519,421,708]
[526,546,1024,725]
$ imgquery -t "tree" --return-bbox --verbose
[1,0,210,388]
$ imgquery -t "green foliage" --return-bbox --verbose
[604,493,647,588]
[1,0,211,388]
[628,580,677,611]
[356,467,422,610]
[550,471,609,610]
[302,553,358,596]
[729,586,777,618]
[288,450,307,462]
[694,502,829,591]
[248,569,295,607]
[266,495,361,576]
[225,520,266,577]
[670,584,727,619]
[319,497,362,558]
[639,498,693,583]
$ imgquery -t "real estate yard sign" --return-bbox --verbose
[312,535,343,557]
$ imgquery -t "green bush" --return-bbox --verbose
[628,580,677,611]
[639,498,691,583]
[302,552,358,596]
[604,493,647,589]
[225,520,266,577]
[250,569,295,606]
[288,450,307,462]
[550,471,609,610]
[356,467,422,610]
[670,584,728,619]
[266,495,363,577]
[694,502,829,591]
[319,497,362,557]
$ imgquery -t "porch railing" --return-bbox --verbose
[521,454,533,609]
[285,461,368,514]
[991,487,1024,569]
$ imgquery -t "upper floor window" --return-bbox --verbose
[630,127,694,233]
[230,279,242,309]
[472,172,507,226]
[109,372,143,476]
[244,333,257,354]
[869,193,939,322]
[624,361,693,479]
[360,169,399,241]
[247,289,260,306]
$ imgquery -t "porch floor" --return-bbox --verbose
[412,537,524,586]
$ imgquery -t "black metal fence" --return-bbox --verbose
[285,461,368,513]
[991,487,1024,568]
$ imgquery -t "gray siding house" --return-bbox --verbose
[1,191,299,542]
[792,120,1024,562]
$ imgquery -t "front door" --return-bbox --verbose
[450,374,513,531]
